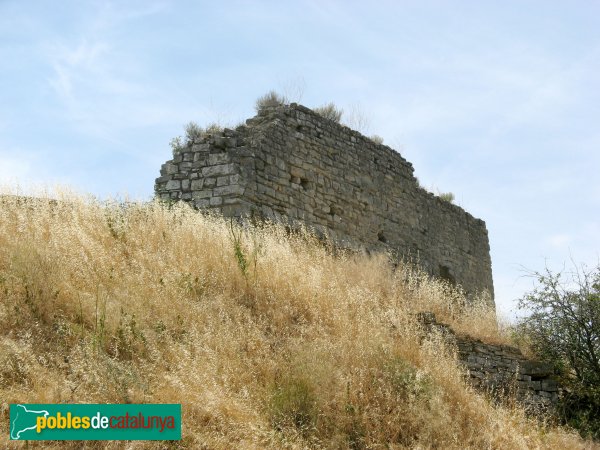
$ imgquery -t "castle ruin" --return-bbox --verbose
[155,103,494,304]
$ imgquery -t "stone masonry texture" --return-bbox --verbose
[155,102,494,303]
[418,312,559,409]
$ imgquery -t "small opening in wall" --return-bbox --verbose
[377,231,387,244]
[439,265,456,285]
[300,178,310,190]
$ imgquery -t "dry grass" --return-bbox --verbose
[0,190,594,449]
[313,103,343,123]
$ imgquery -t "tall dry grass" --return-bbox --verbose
[0,191,593,449]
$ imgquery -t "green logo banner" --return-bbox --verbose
[10,404,181,440]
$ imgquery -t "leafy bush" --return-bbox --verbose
[516,263,600,439]
[169,136,184,156]
[314,102,343,123]
[184,121,204,144]
[170,121,226,156]
[270,376,317,432]
[255,90,287,111]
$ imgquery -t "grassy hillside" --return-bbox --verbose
[0,192,592,449]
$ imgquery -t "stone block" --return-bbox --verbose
[192,143,210,152]
[161,163,178,176]
[521,361,553,377]
[290,166,306,178]
[214,185,244,197]
[192,190,212,199]
[191,179,204,190]
[208,153,229,165]
[541,380,558,392]
[202,164,234,177]
[165,180,181,190]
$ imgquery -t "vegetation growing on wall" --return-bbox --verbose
[255,90,288,111]
[169,121,227,155]
[370,134,384,144]
[313,102,343,123]
[438,192,455,203]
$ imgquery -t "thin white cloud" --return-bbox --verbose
[546,234,573,249]
[40,1,177,139]
[48,39,110,103]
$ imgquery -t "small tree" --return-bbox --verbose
[516,263,600,438]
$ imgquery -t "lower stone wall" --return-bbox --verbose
[418,313,559,409]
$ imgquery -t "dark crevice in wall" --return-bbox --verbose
[439,265,456,285]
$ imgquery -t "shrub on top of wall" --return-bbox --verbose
[185,121,204,144]
[313,103,343,123]
[438,192,455,203]
[255,90,287,112]
[370,135,384,144]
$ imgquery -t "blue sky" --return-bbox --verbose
[1,0,599,319]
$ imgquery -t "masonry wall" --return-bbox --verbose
[419,312,559,409]
[155,103,494,301]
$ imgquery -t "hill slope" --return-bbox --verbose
[0,193,590,449]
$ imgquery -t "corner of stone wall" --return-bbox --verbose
[154,127,258,216]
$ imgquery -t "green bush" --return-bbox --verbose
[169,136,184,156]
[170,121,226,156]
[383,357,433,400]
[516,263,600,440]
[184,121,204,144]
[270,376,317,432]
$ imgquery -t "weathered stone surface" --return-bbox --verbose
[165,180,181,191]
[155,103,494,301]
[418,312,560,411]
[202,164,234,177]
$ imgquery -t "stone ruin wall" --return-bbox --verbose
[419,313,559,409]
[155,103,494,302]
